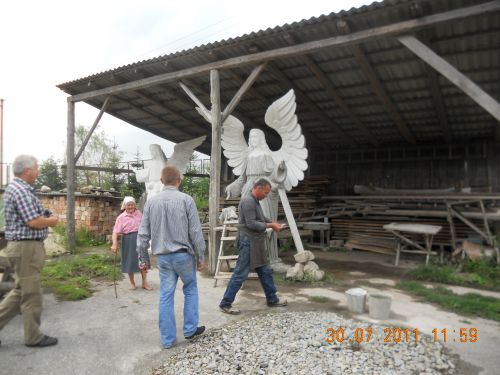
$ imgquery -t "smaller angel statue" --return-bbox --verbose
[222,89,308,265]
[134,136,206,201]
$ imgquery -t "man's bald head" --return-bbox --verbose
[161,165,181,186]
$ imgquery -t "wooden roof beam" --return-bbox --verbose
[267,64,354,147]
[207,49,326,148]
[398,35,500,123]
[111,74,210,135]
[282,32,378,147]
[67,1,500,103]
[111,94,200,139]
[337,19,416,144]
[179,77,282,147]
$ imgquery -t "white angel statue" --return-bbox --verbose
[134,135,206,201]
[222,89,308,266]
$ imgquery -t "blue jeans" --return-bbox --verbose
[220,234,278,307]
[157,252,199,348]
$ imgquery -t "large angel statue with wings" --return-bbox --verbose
[222,89,308,266]
[134,135,206,202]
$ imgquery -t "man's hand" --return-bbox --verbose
[110,244,118,253]
[268,222,285,232]
[197,261,205,272]
[139,262,149,272]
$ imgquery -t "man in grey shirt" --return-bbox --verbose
[219,178,287,315]
[137,165,206,349]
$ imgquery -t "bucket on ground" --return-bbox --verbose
[345,287,367,313]
[368,293,392,319]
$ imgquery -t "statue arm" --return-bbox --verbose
[269,160,287,191]
[225,174,246,199]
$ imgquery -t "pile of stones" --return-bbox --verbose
[153,311,457,375]
[285,250,325,281]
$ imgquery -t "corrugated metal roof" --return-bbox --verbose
[58,0,500,155]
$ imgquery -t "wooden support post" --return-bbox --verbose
[208,70,222,274]
[478,200,493,246]
[446,202,458,254]
[66,101,76,251]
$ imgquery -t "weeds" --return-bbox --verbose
[396,280,500,322]
[42,254,121,300]
[309,295,330,303]
[52,223,107,251]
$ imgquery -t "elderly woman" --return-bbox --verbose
[111,196,152,291]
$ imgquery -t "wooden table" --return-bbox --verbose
[300,222,331,250]
[383,223,442,266]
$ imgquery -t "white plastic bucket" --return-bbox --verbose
[368,293,392,320]
[345,288,367,314]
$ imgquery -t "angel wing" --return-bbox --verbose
[167,135,206,174]
[265,89,308,191]
[221,115,249,176]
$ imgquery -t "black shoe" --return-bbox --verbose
[268,299,288,307]
[26,335,58,347]
[185,326,205,340]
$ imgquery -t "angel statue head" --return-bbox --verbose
[248,129,270,152]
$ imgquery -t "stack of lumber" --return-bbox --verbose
[324,194,500,253]
[219,176,333,220]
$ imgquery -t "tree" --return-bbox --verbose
[180,154,209,209]
[72,125,124,189]
[36,157,65,190]
[120,147,145,201]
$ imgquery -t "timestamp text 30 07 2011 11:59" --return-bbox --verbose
[326,327,478,344]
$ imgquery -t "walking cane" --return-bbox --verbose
[113,250,118,299]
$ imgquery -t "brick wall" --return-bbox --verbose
[39,193,122,237]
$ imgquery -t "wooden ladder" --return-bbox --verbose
[213,220,257,287]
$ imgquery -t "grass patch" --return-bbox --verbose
[396,280,500,321]
[408,264,463,284]
[407,259,499,291]
[309,295,330,303]
[42,253,121,301]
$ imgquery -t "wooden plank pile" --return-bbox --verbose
[324,195,500,254]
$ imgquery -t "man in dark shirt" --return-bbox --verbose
[219,178,287,314]
[0,155,59,347]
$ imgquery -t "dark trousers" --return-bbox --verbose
[220,234,278,307]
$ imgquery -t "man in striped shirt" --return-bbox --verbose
[0,155,59,347]
[137,165,206,349]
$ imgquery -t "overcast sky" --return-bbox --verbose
[0,0,372,172]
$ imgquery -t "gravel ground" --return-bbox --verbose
[153,311,457,375]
